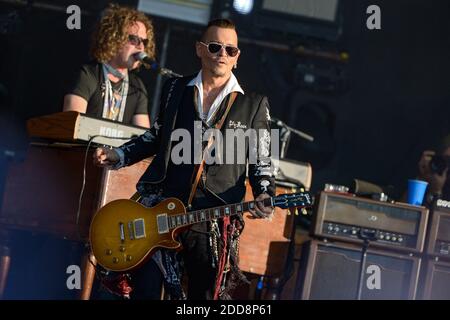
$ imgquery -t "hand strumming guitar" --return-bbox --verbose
[93,147,120,167]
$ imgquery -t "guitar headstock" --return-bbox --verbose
[272,192,313,209]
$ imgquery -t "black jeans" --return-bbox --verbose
[130,258,164,300]
[130,224,216,300]
[179,226,216,300]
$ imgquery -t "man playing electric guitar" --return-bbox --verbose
[93,18,275,300]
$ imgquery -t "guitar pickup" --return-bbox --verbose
[127,222,134,240]
[133,218,146,239]
[157,214,169,234]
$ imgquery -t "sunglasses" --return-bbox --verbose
[128,34,149,47]
[199,41,240,57]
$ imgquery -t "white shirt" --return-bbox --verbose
[187,70,244,126]
[114,72,244,168]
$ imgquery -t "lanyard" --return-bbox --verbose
[102,63,129,122]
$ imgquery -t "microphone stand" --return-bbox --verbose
[355,229,377,300]
[279,125,291,159]
[150,24,182,123]
[158,68,182,78]
[271,118,314,159]
[282,122,314,143]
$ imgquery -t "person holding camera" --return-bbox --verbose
[417,134,450,204]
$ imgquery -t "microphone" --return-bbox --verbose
[270,117,314,142]
[270,117,285,127]
[134,52,182,78]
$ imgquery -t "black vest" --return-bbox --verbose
[160,86,198,204]
[137,76,267,207]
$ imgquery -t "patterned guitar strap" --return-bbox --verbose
[188,90,240,300]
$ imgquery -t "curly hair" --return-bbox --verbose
[90,4,155,64]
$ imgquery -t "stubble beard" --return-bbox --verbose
[210,65,228,77]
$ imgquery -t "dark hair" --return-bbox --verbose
[201,18,237,41]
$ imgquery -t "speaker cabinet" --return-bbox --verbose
[295,240,420,300]
[426,206,450,258]
[421,258,450,299]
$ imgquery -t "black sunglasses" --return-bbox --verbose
[128,34,149,47]
[199,41,240,57]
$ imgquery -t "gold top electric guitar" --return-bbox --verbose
[89,192,312,271]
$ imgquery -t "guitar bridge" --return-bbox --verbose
[157,214,169,234]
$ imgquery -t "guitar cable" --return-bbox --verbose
[73,134,141,298]
[76,135,136,246]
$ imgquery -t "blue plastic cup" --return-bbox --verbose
[407,179,428,206]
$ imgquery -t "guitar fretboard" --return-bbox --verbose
[167,198,273,230]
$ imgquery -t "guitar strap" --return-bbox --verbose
[130,192,141,202]
[187,91,238,208]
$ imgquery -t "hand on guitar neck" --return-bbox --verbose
[249,193,274,219]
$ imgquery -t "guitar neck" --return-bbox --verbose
[167,198,273,230]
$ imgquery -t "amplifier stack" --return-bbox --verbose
[295,191,430,300]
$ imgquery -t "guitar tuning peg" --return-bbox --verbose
[300,188,305,192]
[294,208,299,215]
[301,208,308,215]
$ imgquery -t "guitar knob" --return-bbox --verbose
[106,249,112,256]
[112,257,119,264]
[119,246,126,252]
[126,255,132,261]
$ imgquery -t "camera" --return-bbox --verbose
[430,155,450,176]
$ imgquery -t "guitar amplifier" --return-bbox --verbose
[420,258,450,299]
[311,192,429,253]
[295,240,420,300]
[426,199,450,259]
